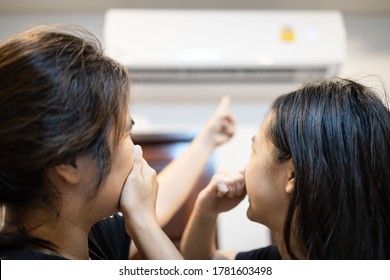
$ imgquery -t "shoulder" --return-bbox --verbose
[235,245,281,260]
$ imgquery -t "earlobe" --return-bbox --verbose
[54,164,81,185]
[286,176,295,194]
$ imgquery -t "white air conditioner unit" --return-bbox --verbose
[103,9,346,84]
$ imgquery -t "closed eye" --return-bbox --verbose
[251,135,256,152]
[126,119,135,136]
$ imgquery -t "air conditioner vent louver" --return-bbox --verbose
[130,68,328,83]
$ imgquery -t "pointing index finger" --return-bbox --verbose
[216,96,231,115]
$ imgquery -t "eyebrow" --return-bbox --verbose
[251,135,256,143]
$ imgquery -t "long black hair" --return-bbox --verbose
[268,78,390,259]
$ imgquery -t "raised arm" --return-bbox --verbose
[120,145,183,260]
[155,96,236,226]
[129,97,235,258]
[180,171,246,260]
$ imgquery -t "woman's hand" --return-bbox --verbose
[119,145,183,259]
[196,96,236,149]
[119,145,159,236]
[195,171,246,218]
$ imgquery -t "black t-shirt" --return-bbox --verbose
[88,213,131,259]
[235,245,282,260]
[0,249,67,260]
[0,213,130,260]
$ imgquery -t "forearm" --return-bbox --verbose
[180,171,245,260]
[180,206,218,260]
[126,219,183,260]
[156,96,234,226]
[156,135,214,226]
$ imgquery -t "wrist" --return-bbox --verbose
[123,212,159,236]
[192,132,215,154]
[193,200,219,221]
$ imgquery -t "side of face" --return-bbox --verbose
[245,113,294,232]
[53,115,136,224]
[91,117,135,220]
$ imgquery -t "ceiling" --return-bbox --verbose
[1,0,390,15]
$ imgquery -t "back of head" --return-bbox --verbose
[0,25,130,244]
[268,78,390,259]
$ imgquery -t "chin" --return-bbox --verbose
[246,207,257,222]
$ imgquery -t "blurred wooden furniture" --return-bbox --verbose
[132,132,216,249]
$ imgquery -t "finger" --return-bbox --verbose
[234,172,245,196]
[224,177,237,198]
[216,180,229,198]
[221,118,232,128]
[221,118,236,135]
[236,179,246,196]
[226,173,245,198]
[215,96,231,115]
[130,145,143,175]
[140,159,157,181]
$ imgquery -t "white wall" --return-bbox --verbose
[1,12,390,252]
[341,16,390,90]
[0,13,104,40]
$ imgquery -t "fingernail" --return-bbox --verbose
[217,181,228,192]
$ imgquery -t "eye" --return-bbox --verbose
[126,119,135,137]
[250,136,255,155]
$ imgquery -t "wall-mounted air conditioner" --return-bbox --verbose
[103,9,346,84]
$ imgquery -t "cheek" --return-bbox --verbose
[105,138,135,195]
[245,155,266,200]
[117,138,135,179]
[245,161,257,199]
[245,157,276,224]
[245,159,263,217]
[90,137,136,219]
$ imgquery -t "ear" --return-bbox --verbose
[53,163,81,185]
[285,159,295,195]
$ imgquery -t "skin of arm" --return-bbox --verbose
[155,96,235,226]
[180,171,246,260]
[120,145,183,260]
[129,96,235,259]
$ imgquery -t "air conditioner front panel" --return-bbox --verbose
[104,9,346,82]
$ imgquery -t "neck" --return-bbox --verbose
[3,207,91,260]
[271,230,290,260]
[272,229,306,260]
